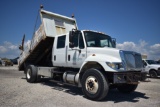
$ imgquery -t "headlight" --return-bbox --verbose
[106,62,116,69]
[106,62,124,70]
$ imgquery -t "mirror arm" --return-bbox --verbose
[71,48,81,53]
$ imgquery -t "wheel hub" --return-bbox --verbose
[85,76,99,94]
[87,80,94,90]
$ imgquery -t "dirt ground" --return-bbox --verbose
[0,65,160,107]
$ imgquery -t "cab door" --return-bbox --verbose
[53,35,67,67]
[67,32,86,68]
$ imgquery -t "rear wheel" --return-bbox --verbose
[117,84,138,93]
[81,68,109,101]
[25,65,38,83]
[149,70,157,78]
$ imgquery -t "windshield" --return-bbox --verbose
[146,60,157,65]
[84,31,114,48]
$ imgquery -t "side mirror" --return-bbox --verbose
[112,38,116,48]
[69,30,75,48]
[144,62,147,66]
[69,30,81,48]
[69,43,74,48]
[69,31,74,43]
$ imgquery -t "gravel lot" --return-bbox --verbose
[0,65,160,107]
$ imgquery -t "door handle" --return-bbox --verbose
[68,55,70,61]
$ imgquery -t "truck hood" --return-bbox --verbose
[87,47,121,62]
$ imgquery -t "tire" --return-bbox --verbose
[149,70,157,78]
[81,68,109,101]
[25,65,38,83]
[117,84,138,93]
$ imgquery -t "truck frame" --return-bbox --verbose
[18,8,146,101]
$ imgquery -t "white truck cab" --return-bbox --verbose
[143,59,160,78]
[18,7,146,101]
[53,30,117,68]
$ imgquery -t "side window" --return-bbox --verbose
[87,41,95,47]
[57,35,66,49]
[100,39,108,47]
[144,62,147,66]
[143,60,147,66]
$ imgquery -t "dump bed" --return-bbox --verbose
[18,9,77,70]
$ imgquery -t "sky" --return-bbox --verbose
[0,0,160,60]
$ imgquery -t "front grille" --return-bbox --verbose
[135,54,143,68]
[120,51,143,71]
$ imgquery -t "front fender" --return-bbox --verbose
[77,54,121,87]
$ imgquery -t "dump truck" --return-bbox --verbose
[18,7,146,100]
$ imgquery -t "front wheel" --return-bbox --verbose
[117,84,138,93]
[149,70,157,78]
[81,68,109,101]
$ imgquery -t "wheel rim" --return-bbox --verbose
[27,69,31,79]
[85,76,99,94]
[150,71,156,78]
[150,73,154,77]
